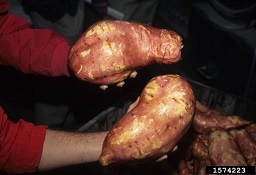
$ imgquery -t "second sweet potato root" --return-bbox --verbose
[68,20,182,89]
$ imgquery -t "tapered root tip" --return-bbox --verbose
[99,154,113,166]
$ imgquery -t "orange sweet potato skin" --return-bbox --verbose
[192,102,251,134]
[68,20,182,85]
[208,130,247,166]
[99,74,195,166]
[229,129,256,166]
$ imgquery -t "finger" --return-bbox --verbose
[156,155,168,162]
[172,145,178,152]
[127,97,140,112]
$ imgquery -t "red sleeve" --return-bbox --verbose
[0,107,47,174]
[0,4,71,77]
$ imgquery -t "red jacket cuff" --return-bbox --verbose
[0,111,47,174]
[51,42,71,77]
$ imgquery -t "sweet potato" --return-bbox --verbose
[178,159,193,175]
[208,130,247,166]
[193,102,251,134]
[229,129,256,166]
[182,134,211,175]
[191,135,209,160]
[99,74,195,166]
[193,159,213,175]
[245,123,256,141]
[68,20,182,88]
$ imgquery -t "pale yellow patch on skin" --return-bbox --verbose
[80,49,91,57]
[113,64,126,71]
[88,71,94,79]
[158,105,169,115]
[138,151,151,158]
[141,115,147,120]
[144,81,159,101]
[111,118,145,145]
[101,41,124,57]
[149,118,154,123]
[170,91,187,116]
[213,131,230,140]
[96,41,126,73]
[102,41,114,55]
[86,22,115,37]
[152,140,163,149]
[221,150,246,165]
[99,65,107,73]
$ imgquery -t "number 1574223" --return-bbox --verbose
[206,166,255,174]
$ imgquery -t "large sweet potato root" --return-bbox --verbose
[99,74,195,166]
[68,20,182,88]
